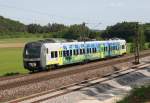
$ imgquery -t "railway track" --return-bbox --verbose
[0,50,150,102]
[8,62,150,103]
[0,50,150,89]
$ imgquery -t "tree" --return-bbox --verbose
[101,22,138,42]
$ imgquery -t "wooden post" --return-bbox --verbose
[134,23,140,64]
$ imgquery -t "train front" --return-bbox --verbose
[23,42,42,72]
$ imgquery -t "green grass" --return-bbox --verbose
[118,85,150,103]
[0,37,43,43]
[0,48,28,76]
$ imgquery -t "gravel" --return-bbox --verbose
[0,56,150,102]
[40,67,150,103]
[0,62,131,102]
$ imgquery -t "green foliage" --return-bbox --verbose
[0,15,100,40]
[0,16,26,33]
[101,22,138,42]
[4,72,19,76]
[118,85,150,103]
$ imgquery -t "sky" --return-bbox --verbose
[0,0,150,29]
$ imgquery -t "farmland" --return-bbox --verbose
[0,48,28,76]
[0,37,42,76]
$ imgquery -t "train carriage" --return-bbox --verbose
[23,39,126,72]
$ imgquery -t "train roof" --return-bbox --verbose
[25,38,126,47]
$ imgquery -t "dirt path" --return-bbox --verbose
[0,43,25,48]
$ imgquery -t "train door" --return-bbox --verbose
[99,43,104,58]
[62,44,74,65]
[104,43,109,57]
[108,42,113,56]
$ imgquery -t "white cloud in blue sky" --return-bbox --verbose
[0,0,150,29]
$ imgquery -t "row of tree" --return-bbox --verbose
[0,16,100,40]
[0,15,150,44]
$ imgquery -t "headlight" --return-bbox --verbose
[29,63,37,67]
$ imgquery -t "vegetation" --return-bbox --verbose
[118,85,150,103]
[0,15,150,76]
[0,48,28,76]
[0,16,150,45]
[0,16,99,40]
[0,37,44,43]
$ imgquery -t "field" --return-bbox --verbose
[0,48,28,76]
[0,37,43,44]
[0,37,43,76]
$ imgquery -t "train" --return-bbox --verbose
[23,38,126,72]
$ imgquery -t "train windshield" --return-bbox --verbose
[24,44,41,58]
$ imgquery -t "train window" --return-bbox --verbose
[109,46,112,51]
[101,47,104,52]
[51,51,55,58]
[114,46,116,50]
[63,51,66,57]
[76,49,79,55]
[73,49,76,55]
[92,48,94,53]
[89,48,92,53]
[80,49,82,55]
[122,45,125,49]
[55,51,58,58]
[83,49,85,54]
[104,47,107,51]
[87,48,89,54]
[70,50,72,56]
[66,50,69,56]
[95,48,97,53]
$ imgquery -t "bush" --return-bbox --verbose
[118,85,150,103]
[4,72,20,76]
